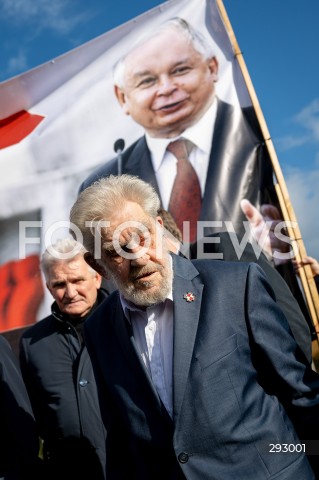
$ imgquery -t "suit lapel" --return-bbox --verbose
[124,137,162,200]
[171,255,203,420]
[200,99,233,222]
[200,99,261,236]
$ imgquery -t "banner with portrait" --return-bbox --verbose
[0,0,316,344]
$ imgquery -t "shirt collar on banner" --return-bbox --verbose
[184,97,217,155]
[145,96,217,173]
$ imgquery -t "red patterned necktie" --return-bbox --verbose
[167,138,202,242]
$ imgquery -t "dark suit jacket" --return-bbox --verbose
[84,255,319,480]
[189,232,312,363]
[79,99,275,236]
[0,335,41,479]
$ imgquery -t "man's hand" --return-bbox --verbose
[293,256,319,277]
[240,199,290,265]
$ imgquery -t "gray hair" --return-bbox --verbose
[113,17,216,89]
[70,174,161,255]
[41,237,94,280]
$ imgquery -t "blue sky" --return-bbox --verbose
[0,0,318,257]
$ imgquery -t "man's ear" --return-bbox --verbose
[208,56,219,82]
[84,252,109,279]
[114,85,130,115]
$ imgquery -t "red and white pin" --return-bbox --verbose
[183,292,195,302]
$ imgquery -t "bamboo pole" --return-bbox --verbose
[216,0,319,344]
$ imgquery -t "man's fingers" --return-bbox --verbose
[302,256,316,265]
[84,252,109,279]
[240,199,263,226]
[260,204,282,221]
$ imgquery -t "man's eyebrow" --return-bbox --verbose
[171,58,191,66]
[102,239,130,254]
[102,241,116,252]
[51,275,85,286]
[132,59,191,79]
[51,279,66,287]
[131,69,154,80]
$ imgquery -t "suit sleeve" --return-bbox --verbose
[245,264,319,435]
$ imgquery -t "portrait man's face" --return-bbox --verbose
[46,255,101,318]
[99,201,172,306]
[115,27,218,139]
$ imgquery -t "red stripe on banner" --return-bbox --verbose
[0,110,45,149]
[0,255,44,332]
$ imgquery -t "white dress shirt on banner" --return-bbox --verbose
[145,98,217,209]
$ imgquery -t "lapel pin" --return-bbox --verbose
[183,292,195,302]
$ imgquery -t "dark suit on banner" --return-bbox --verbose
[79,99,275,236]
[83,254,319,480]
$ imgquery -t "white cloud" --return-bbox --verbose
[274,100,319,258]
[0,0,92,35]
[285,166,319,258]
[275,133,310,151]
[293,99,319,142]
[277,99,319,152]
[1,0,66,23]
[6,50,28,76]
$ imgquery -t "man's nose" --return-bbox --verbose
[157,75,176,95]
[65,284,77,298]
[129,246,150,267]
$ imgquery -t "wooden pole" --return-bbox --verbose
[216,0,319,344]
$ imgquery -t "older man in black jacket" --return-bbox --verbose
[19,238,107,480]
